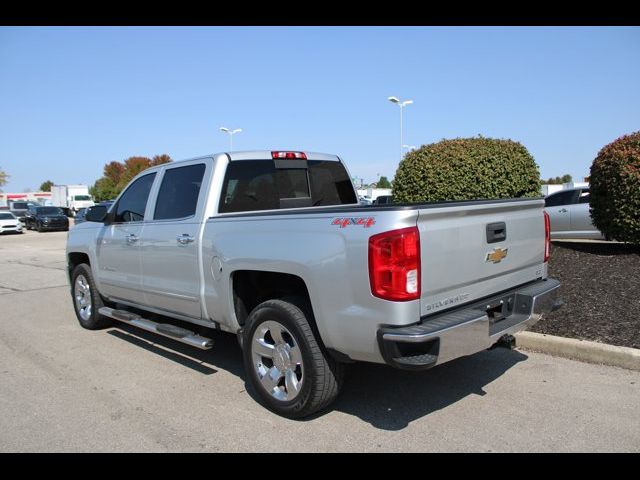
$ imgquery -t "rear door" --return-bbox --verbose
[97,172,156,304]
[417,199,546,316]
[570,189,601,236]
[139,161,209,319]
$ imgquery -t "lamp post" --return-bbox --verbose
[388,96,413,162]
[219,127,242,151]
[402,144,417,152]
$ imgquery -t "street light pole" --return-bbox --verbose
[219,127,242,151]
[388,96,413,162]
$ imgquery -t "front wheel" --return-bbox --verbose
[242,298,344,419]
[71,263,112,330]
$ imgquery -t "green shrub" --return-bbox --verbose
[589,131,640,244]
[392,136,541,203]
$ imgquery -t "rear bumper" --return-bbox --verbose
[378,278,562,370]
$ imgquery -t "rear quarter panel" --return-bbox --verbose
[203,208,421,363]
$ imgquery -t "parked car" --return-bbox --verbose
[373,195,393,205]
[67,150,560,418]
[24,206,69,232]
[544,187,605,240]
[0,211,24,234]
[358,195,373,205]
[9,201,38,223]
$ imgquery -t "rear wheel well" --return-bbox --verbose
[232,270,314,328]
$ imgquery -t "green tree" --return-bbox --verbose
[393,136,540,203]
[39,180,54,192]
[589,131,640,244]
[377,176,392,189]
[545,174,573,185]
[0,167,8,192]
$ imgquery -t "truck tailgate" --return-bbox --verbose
[417,198,546,317]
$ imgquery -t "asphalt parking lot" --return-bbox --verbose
[1,228,639,452]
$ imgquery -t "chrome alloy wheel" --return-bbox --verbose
[251,320,304,401]
[74,274,92,321]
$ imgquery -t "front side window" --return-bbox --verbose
[74,195,92,201]
[154,164,206,220]
[114,173,156,223]
[545,190,577,207]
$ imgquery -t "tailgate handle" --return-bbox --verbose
[486,222,507,244]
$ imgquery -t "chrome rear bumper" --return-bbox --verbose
[378,278,562,370]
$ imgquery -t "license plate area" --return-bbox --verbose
[485,293,515,325]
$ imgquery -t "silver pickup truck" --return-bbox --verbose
[67,150,561,418]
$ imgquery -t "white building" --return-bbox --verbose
[541,181,589,197]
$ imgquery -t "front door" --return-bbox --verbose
[96,172,157,305]
[545,189,578,235]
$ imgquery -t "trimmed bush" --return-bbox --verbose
[392,136,541,203]
[589,131,640,244]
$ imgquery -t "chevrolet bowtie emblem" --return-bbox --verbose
[486,247,508,263]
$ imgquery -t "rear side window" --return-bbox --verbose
[219,160,357,213]
[114,173,156,223]
[154,164,206,220]
[579,190,590,204]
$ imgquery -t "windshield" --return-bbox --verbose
[74,195,92,201]
[0,213,16,220]
[36,207,64,215]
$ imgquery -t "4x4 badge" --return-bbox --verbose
[486,247,508,263]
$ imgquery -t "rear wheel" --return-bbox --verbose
[71,263,112,330]
[242,298,344,419]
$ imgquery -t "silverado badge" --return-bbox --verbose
[486,247,508,264]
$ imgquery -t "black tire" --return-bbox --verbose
[242,298,344,419]
[36,222,42,232]
[70,263,113,330]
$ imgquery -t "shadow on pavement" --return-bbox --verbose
[552,240,639,256]
[107,322,527,431]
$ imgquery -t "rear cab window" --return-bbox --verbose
[219,159,357,213]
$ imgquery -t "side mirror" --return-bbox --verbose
[85,205,108,223]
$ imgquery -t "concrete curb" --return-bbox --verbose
[515,331,640,371]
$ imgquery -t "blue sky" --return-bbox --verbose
[1,26,639,191]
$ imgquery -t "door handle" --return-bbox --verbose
[176,234,195,245]
[126,234,139,244]
[559,208,568,213]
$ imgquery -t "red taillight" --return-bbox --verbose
[271,151,307,160]
[368,227,421,301]
[544,211,551,263]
